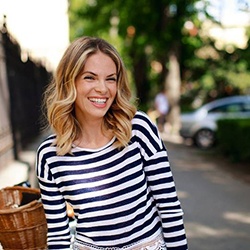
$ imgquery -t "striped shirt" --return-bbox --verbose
[36,111,188,250]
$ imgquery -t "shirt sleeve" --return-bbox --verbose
[133,111,188,249]
[36,144,71,250]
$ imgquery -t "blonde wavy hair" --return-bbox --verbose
[43,36,137,155]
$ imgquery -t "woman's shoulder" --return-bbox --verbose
[132,110,156,127]
[131,110,164,153]
[132,110,158,134]
[37,134,57,154]
[133,110,151,122]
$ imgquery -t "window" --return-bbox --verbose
[208,103,242,113]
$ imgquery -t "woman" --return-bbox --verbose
[36,36,188,250]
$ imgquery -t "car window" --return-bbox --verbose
[208,103,242,113]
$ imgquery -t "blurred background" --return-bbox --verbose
[1,0,249,170]
[0,0,250,248]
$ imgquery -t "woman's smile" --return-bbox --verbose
[88,97,108,107]
[88,97,107,104]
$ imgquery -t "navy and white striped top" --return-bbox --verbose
[36,111,188,250]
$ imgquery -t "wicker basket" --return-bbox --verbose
[0,186,47,250]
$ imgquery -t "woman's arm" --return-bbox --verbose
[36,143,71,250]
[144,149,188,249]
[133,111,188,249]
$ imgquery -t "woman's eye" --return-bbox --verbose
[107,77,117,82]
[84,76,94,80]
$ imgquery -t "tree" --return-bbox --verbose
[69,0,210,131]
[68,0,250,132]
[180,0,250,109]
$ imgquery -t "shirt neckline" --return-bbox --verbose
[72,136,116,152]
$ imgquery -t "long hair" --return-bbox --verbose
[43,36,137,155]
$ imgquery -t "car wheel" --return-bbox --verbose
[194,129,215,149]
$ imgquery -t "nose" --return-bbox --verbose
[95,79,108,93]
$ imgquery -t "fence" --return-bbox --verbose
[0,24,51,169]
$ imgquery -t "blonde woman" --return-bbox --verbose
[36,36,188,250]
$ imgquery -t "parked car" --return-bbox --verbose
[179,95,250,149]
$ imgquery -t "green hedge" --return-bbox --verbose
[217,118,250,162]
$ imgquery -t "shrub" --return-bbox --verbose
[217,118,250,162]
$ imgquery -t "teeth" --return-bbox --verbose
[89,98,107,103]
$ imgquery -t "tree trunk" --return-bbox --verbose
[165,50,181,135]
[133,55,149,109]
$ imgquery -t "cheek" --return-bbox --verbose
[75,82,91,96]
[110,84,118,96]
[75,86,88,105]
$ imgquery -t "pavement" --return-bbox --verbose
[164,137,250,250]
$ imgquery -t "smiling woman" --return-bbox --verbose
[74,52,118,148]
[36,36,188,250]
[44,37,135,155]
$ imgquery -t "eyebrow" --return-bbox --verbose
[82,71,117,77]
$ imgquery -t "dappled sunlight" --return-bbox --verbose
[160,132,184,144]
[224,212,250,224]
[204,171,233,185]
[164,131,250,249]
[185,222,248,238]
[177,190,189,199]
[165,142,220,172]
[171,157,218,172]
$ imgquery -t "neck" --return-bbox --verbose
[74,120,113,149]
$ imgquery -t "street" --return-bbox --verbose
[164,138,250,250]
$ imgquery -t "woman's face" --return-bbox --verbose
[74,52,117,123]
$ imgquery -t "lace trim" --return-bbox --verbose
[73,234,166,250]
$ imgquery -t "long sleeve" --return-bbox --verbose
[132,111,188,249]
[144,148,188,249]
[36,140,71,250]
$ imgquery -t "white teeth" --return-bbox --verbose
[89,98,107,103]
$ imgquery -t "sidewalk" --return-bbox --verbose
[0,130,50,189]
